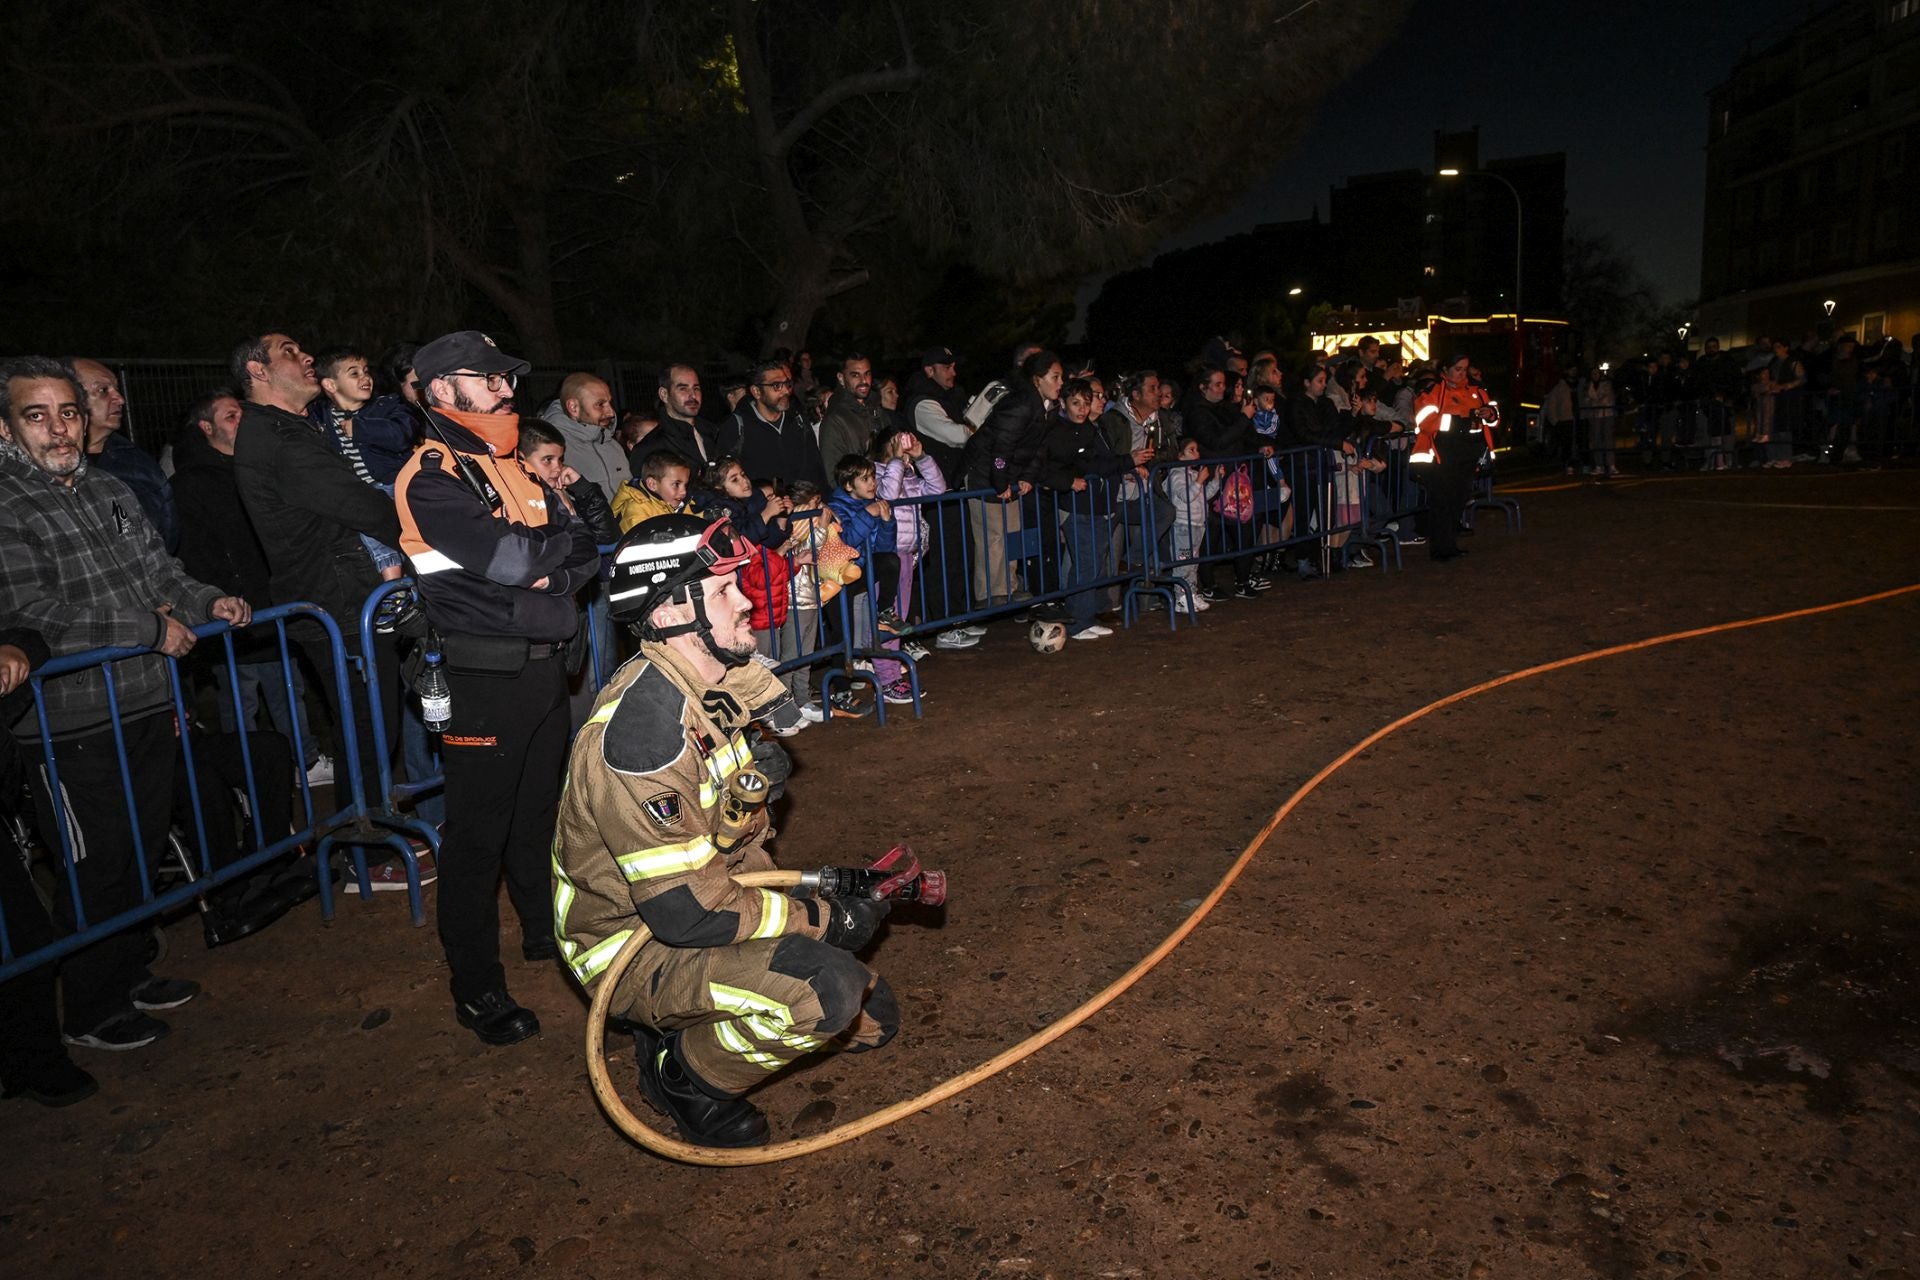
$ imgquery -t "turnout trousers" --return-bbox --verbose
[608,932,898,1096]
[437,652,569,1003]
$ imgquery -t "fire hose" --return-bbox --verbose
[587,581,1920,1167]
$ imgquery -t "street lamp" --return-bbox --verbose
[1287,286,1303,296]
[1822,299,1837,317]
[1437,167,1524,320]
[1677,323,1690,345]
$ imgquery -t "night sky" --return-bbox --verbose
[1160,0,1819,304]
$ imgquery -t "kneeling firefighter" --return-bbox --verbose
[552,513,902,1147]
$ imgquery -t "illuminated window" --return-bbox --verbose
[1891,1,1915,21]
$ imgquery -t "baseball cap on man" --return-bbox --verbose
[414,330,532,384]
[919,346,958,368]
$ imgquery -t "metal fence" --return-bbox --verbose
[0,603,424,982]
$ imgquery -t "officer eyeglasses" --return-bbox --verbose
[451,370,518,392]
[758,378,794,390]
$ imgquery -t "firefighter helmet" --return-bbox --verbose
[607,515,754,662]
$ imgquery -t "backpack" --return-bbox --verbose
[1210,464,1254,522]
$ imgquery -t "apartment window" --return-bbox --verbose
[1829,223,1853,258]
[1883,135,1907,178]
[1874,206,1901,249]
[1835,149,1857,190]
[1733,187,1755,228]
[1891,1,1915,22]
[1793,230,1816,267]
[1729,245,1753,287]
[1757,239,1779,274]
[1863,312,1887,342]
[1761,178,1782,218]
[1797,168,1818,204]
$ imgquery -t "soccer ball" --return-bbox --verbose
[1029,620,1067,653]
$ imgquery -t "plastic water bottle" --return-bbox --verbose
[418,649,452,732]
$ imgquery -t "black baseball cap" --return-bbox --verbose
[414,330,532,384]
[920,346,958,367]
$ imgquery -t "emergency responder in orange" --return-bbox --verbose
[395,330,603,1047]
[552,514,897,1148]
[1409,353,1498,561]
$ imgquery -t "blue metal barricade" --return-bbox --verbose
[334,580,444,924]
[0,603,381,982]
[1146,446,1335,602]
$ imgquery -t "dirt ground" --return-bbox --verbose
[3,464,1918,1280]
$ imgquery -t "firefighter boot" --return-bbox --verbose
[633,1025,770,1148]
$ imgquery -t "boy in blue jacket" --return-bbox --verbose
[826,454,914,703]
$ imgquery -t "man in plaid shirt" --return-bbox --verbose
[0,357,251,1052]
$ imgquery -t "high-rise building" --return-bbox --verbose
[1695,0,1920,348]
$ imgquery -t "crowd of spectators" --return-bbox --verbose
[1535,331,1916,476]
[16,316,1899,1103]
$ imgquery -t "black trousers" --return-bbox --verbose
[293,622,399,803]
[27,712,174,1033]
[1418,445,1479,557]
[437,653,569,1004]
[0,812,66,1083]
[174,728,294,878]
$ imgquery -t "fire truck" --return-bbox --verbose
[1309,311,1571,452]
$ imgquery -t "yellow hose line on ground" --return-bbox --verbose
[586,580,1920,1165]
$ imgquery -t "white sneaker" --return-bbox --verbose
[797,701,826,723]
[902,641,932,661]
[1069,628,1105,641]
[960,624,988,638]
[934,630,979,650]
[305,754,335,787]
[1078,624,1113,638]
[1349,550,1375,569]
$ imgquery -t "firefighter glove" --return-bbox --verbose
[822,897,891,952]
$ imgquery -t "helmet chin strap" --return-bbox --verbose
[643,587,751,668]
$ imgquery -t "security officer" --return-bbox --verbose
[394,331,602,1046]
[1409,353,1498,561]
[552,513,897,1148]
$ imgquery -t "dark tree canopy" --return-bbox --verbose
[2,0,1409,364]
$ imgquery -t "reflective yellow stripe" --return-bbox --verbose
[586,695,622,727]
[1414,405,1439,423]
[617,836,715,882]
[551,851,578,953]
[713,1016,784,1070]
[710,982,818,1061]
[568,928,633,984]
[749,889,788,940]
[1409,450,1436,464]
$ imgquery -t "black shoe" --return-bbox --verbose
[1246,574,1274,592]
[130,977,199,1011]
[2,1057,99,1107]
[455,990,540,1046]
[64,1011,169,1052]
[1231,583,1258,600]
[521,934,559,963]
[1198,585,1222,602]
[203,873,308,948]
[633,1026,769,1149]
